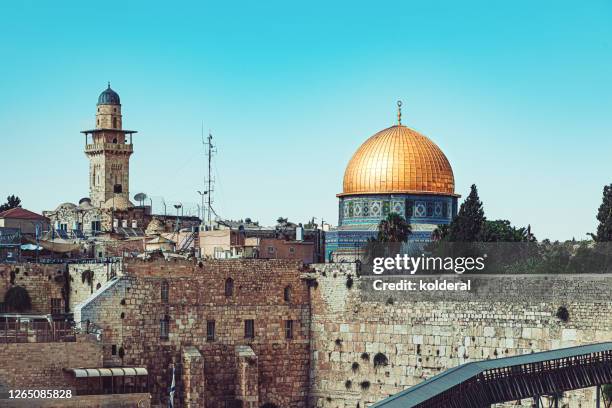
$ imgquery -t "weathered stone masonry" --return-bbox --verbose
[308,264,612,408]
[79,259,312,407]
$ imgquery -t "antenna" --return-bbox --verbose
[202,127,217,228]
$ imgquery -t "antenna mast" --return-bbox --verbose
[202,129,216,227]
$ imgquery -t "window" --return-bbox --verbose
[111,344,117,355]
[131,220,138,228]
[161,281,169,303]
[121,219,128,228]
[285,320,293,339]
[91,220,101,232]
[382,201,390,216]
[225,278,234,297]
[160,315,169,340]
[268,246,275,254]
[284,286,292,302]
[426,202,434,217]
[244,319,254,339]
[406,200,414,217]
[59,223,68,231]
[50,298,62,315]
[206,320,215,342]
[113,117,117,128]
[113,184,123,193]
[442,202,449,218]
[289,246,295,254]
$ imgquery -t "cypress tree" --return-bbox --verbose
[594,184,612,242]
[448,184,485,242]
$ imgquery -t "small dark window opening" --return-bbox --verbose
[160,315,169,340]
[284,286,292,302]
[113,184,123,193]
[112,137,117,143]
[244,319,254,339]
[225,278,234,297]
[406,200,414,217]
[161,281,169,303]
[206,320,215,342]
[113,117,117,128]
[50,298,62,315]
[111,344,117,355]
[426,202,434,217]
[285,320,294,339]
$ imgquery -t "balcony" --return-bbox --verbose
[0,314,76,343]
[85,143,133,154]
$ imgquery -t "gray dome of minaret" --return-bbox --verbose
[97,82,120,105]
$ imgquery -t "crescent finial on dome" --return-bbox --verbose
[397,100,403,125]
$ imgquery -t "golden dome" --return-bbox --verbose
[340,125,455,196]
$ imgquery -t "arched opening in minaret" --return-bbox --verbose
[112,137,117,144]
[113,117,117,128]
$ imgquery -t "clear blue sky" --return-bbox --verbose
[1,0,611,241]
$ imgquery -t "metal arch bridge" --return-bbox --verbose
[371,342,612,408]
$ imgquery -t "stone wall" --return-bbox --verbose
[0,263,65,314]
[0,334,102,397]
[308,264,612,408]
[0,393,151,408]
[68,262,122,312]
[79,258,312,407]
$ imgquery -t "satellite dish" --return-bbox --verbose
[134,193,147,206]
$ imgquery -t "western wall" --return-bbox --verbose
[308,263,612,408]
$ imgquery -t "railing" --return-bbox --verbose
[0,318,76,343]
[85,143,133,153]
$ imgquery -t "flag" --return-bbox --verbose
[168,365,175,408]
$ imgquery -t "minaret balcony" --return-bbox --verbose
[85,143,133,154]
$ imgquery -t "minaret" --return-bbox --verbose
[81,83,137,208]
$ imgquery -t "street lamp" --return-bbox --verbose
[174,204,182,232]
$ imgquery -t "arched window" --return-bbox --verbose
[112,137,117,143]
[113,117,117,128]
[284,285,292,302]
[225,278,234,297]
[161,280,169,303]
[160,314,169,340]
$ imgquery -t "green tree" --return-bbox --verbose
[592,184,612,242]
[0,195,21,213]
[431,224,449,241]
[376,213,412,242]
[447,184,485,242]
[480,220,535,242]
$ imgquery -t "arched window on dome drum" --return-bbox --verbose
[284,285,292,303]
[161,280,169,303]
[426,202,434,217]
[442,202,449,218]
[406,200,414,217]
[225,278,234,297]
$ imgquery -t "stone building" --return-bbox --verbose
[2,257,612,407]
[326,102,459,260]
[83,83,137,209]
[75,258,312,407]
[43,85,200,242]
